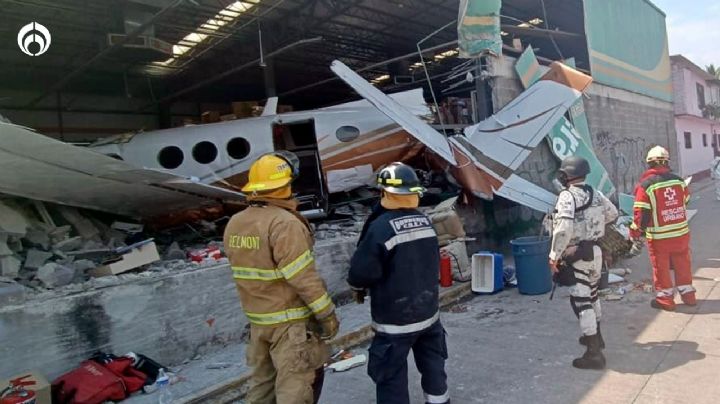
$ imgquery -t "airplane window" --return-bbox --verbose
[227,137,251,160]
[193,141,218,164]
[158,146,184,169]
[336,126,360,142]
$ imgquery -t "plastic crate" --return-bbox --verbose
[471,252,504,294]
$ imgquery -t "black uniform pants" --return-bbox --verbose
[367,320,449,404]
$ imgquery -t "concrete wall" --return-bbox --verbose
[0,238,357,381]
[675,116,716,176]
[0,265,245,380]
[682,69,707,117]
[583,83,676,194]
[672,62,688,115]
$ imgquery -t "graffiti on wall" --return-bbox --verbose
[595,131,648,194]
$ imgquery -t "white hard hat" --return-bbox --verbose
[646,145,670,163]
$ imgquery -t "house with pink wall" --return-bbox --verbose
[670,55,720,177]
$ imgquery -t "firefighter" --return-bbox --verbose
[712,156,720,201]
[348,162,449,404]
[223,151,339,404]
[630,146,694,311]
[549,156,618,370]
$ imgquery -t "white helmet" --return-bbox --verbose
[646,145,670,163]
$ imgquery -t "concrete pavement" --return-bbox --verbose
[318,180,720,404]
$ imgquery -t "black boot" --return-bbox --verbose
[572,333,606,370]
[579,322,605,349]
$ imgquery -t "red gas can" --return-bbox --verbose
[439,252,453,287]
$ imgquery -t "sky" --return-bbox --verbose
[652,0,720,69]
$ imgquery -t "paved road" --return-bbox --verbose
[318,180,720,404]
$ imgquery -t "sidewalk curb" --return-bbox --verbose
[178,282,473,404]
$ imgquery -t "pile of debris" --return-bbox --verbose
[313,202,371,241]
[0,198,228,302]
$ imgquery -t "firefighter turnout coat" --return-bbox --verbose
[224,197,335,327]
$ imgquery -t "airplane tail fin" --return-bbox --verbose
[261,97,278,116]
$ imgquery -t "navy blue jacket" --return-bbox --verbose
[348,205,440,329]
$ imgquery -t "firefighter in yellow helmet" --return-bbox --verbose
[223,151,339,404]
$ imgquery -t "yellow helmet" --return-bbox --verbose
[646,145,670,163]
[242,151,299,193]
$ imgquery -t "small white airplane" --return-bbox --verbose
[0,60,588,223]
[88,88,432,216]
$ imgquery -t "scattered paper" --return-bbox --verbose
[327,354,367,372]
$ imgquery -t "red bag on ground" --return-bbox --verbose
[52,360,127,404]
[102,357,148,394]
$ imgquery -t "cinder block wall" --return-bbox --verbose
[584,84,677,194]
[0,239,357,380]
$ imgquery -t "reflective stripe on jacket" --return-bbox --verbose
[631,167,690,240]
[223,198,334,326]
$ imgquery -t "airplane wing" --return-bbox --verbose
[330,60,457,165]
[495,174,556,213]
[462,81,581,179]
[0,122,244,219]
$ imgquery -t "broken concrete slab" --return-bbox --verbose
[0,255,21,278]
[111,221,144,234]
[0,234,12,256]
[0,201,29,237]
[24,249,54,270]
[71,259,97,273]
[0,282,25,306]
[48,225,72,244]
[7,236,23,253]
[24,227,51,250]
[37,263,75,288]
[165,241,186,261]
[90,241,160,277]
[56,206,101,240]
[53,236,83,252]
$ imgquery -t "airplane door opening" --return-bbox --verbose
[272,120,328,218]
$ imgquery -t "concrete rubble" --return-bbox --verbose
[0,196,238,300]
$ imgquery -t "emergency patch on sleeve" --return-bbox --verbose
[389,215,432,234]
[555,191,576,220]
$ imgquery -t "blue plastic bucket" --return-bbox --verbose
[510,236,552,295]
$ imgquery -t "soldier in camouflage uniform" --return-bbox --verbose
[549,156,618,370]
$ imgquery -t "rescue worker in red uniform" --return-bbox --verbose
[630,146,695,311]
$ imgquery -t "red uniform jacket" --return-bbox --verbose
[630,166,690,241]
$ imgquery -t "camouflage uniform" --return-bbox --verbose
[550,183,618,336]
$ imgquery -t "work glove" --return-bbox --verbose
[319,312,339,341]
[351,287,366,304]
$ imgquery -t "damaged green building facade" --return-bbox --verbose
[467,0,676,248]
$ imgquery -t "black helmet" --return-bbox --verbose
[376,162,426,195]
[558,156,591,179]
